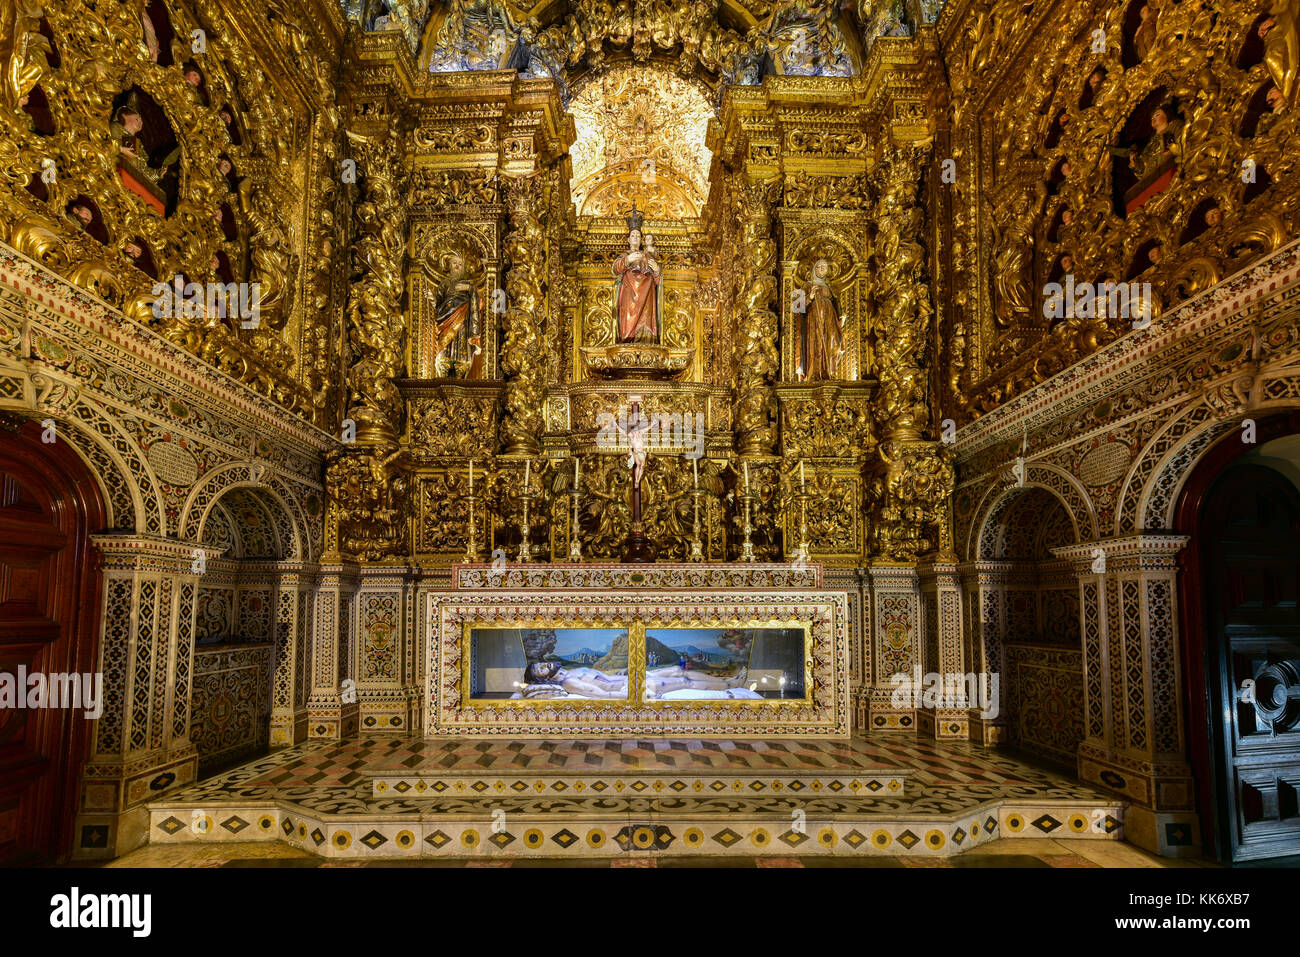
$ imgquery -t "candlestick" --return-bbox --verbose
[792,487,810,565]
[688,486,704,562]
[799,459,805,489]
[692,457,698,488]
[743,462,749,493]
[518,484,535,562]
[469,458,474,494]
[573,456,580,487]
[524,460,530,488]
[568,483,583,562]
[740,486,756,563]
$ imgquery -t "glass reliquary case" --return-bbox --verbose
[464,622,810,705]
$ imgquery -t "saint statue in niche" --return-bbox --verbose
[1128,102,1183,181]
[1132,3,1159,62]
[429,251,483,378]
[799,259,844,380]
[613,205,661,343]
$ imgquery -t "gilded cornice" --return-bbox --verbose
[0,241,336,457]
[953,241,1300,458]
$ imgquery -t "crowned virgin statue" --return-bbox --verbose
[612,205,661,343]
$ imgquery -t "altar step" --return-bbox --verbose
[369,768,907,800]
[144,736,1128,860]
[148,794,1124,860]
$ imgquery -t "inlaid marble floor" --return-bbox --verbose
[151,733,1107,820]
[143,734,1135,861]
[108,837,1216,868]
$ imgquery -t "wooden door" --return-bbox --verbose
[1201,464,1300,862]
[0,423,102,863]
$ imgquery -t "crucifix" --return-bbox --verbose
[620,394,656,563]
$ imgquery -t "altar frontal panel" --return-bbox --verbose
[426,592,849,737]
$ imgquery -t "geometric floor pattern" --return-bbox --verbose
[108,837,1218,868]
[148,734,1126,860]
[367,738,909,800]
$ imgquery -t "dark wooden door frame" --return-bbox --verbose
[0,419,106,862]
[1174,409,1300,859]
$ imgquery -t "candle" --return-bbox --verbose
[573,456,580,487]
[469,459,474,494]
[524,460,530,488]
[692,457,698,488]
[743,462,750,493]
[800,459,805,489]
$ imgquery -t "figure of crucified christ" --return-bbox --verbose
[618,395,653,490]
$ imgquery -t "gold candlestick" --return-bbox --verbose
[518,484,536,563]
[792,489,810,564]
[568,485,583,563]
[689,486,704,562]
[462,491,482,564]
[739,488,756,563]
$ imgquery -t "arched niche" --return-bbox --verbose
[21,84,56,135]
[142,0,177,66]
[973,485,1086,768]
[111,86,182,216]
[1112,87,1181,217]
[409,225,496,380]
[190,485,294,776]
[65,196,109,245]
[782,231,862,383]
[122,236,159,278]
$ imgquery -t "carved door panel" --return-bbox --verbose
[0,467,70,863]
[0,424,101,864]
[1203,465,1300,862]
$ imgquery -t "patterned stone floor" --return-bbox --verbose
[367,737,902,773]
[108,837,1217,868]
[144,734,1132,860]
[158,734,1093,814]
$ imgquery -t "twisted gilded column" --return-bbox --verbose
[734,177,781,457]
[866,145,954,563]
[499,174,547,456]
[342,130,407,447]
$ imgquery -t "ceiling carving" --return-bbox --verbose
[340,1,944,96]
[568,64,713,218]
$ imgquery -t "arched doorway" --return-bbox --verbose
[190,485,293,776]
[973,486,1085,765]
[1177,417,1300,862]
[0,419,106,863]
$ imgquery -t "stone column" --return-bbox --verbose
[355,564,420,734]
[919,560,970,740]
[269,561,316,748]
[958,560,1012,745]
[1055,535,1199,857]
[862,564,922,732]
[306,562,360,740]
[74,536,201,860]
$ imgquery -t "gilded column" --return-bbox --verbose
[342,130,408,447]
[499,174,547,457]
[734,177,781,457]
